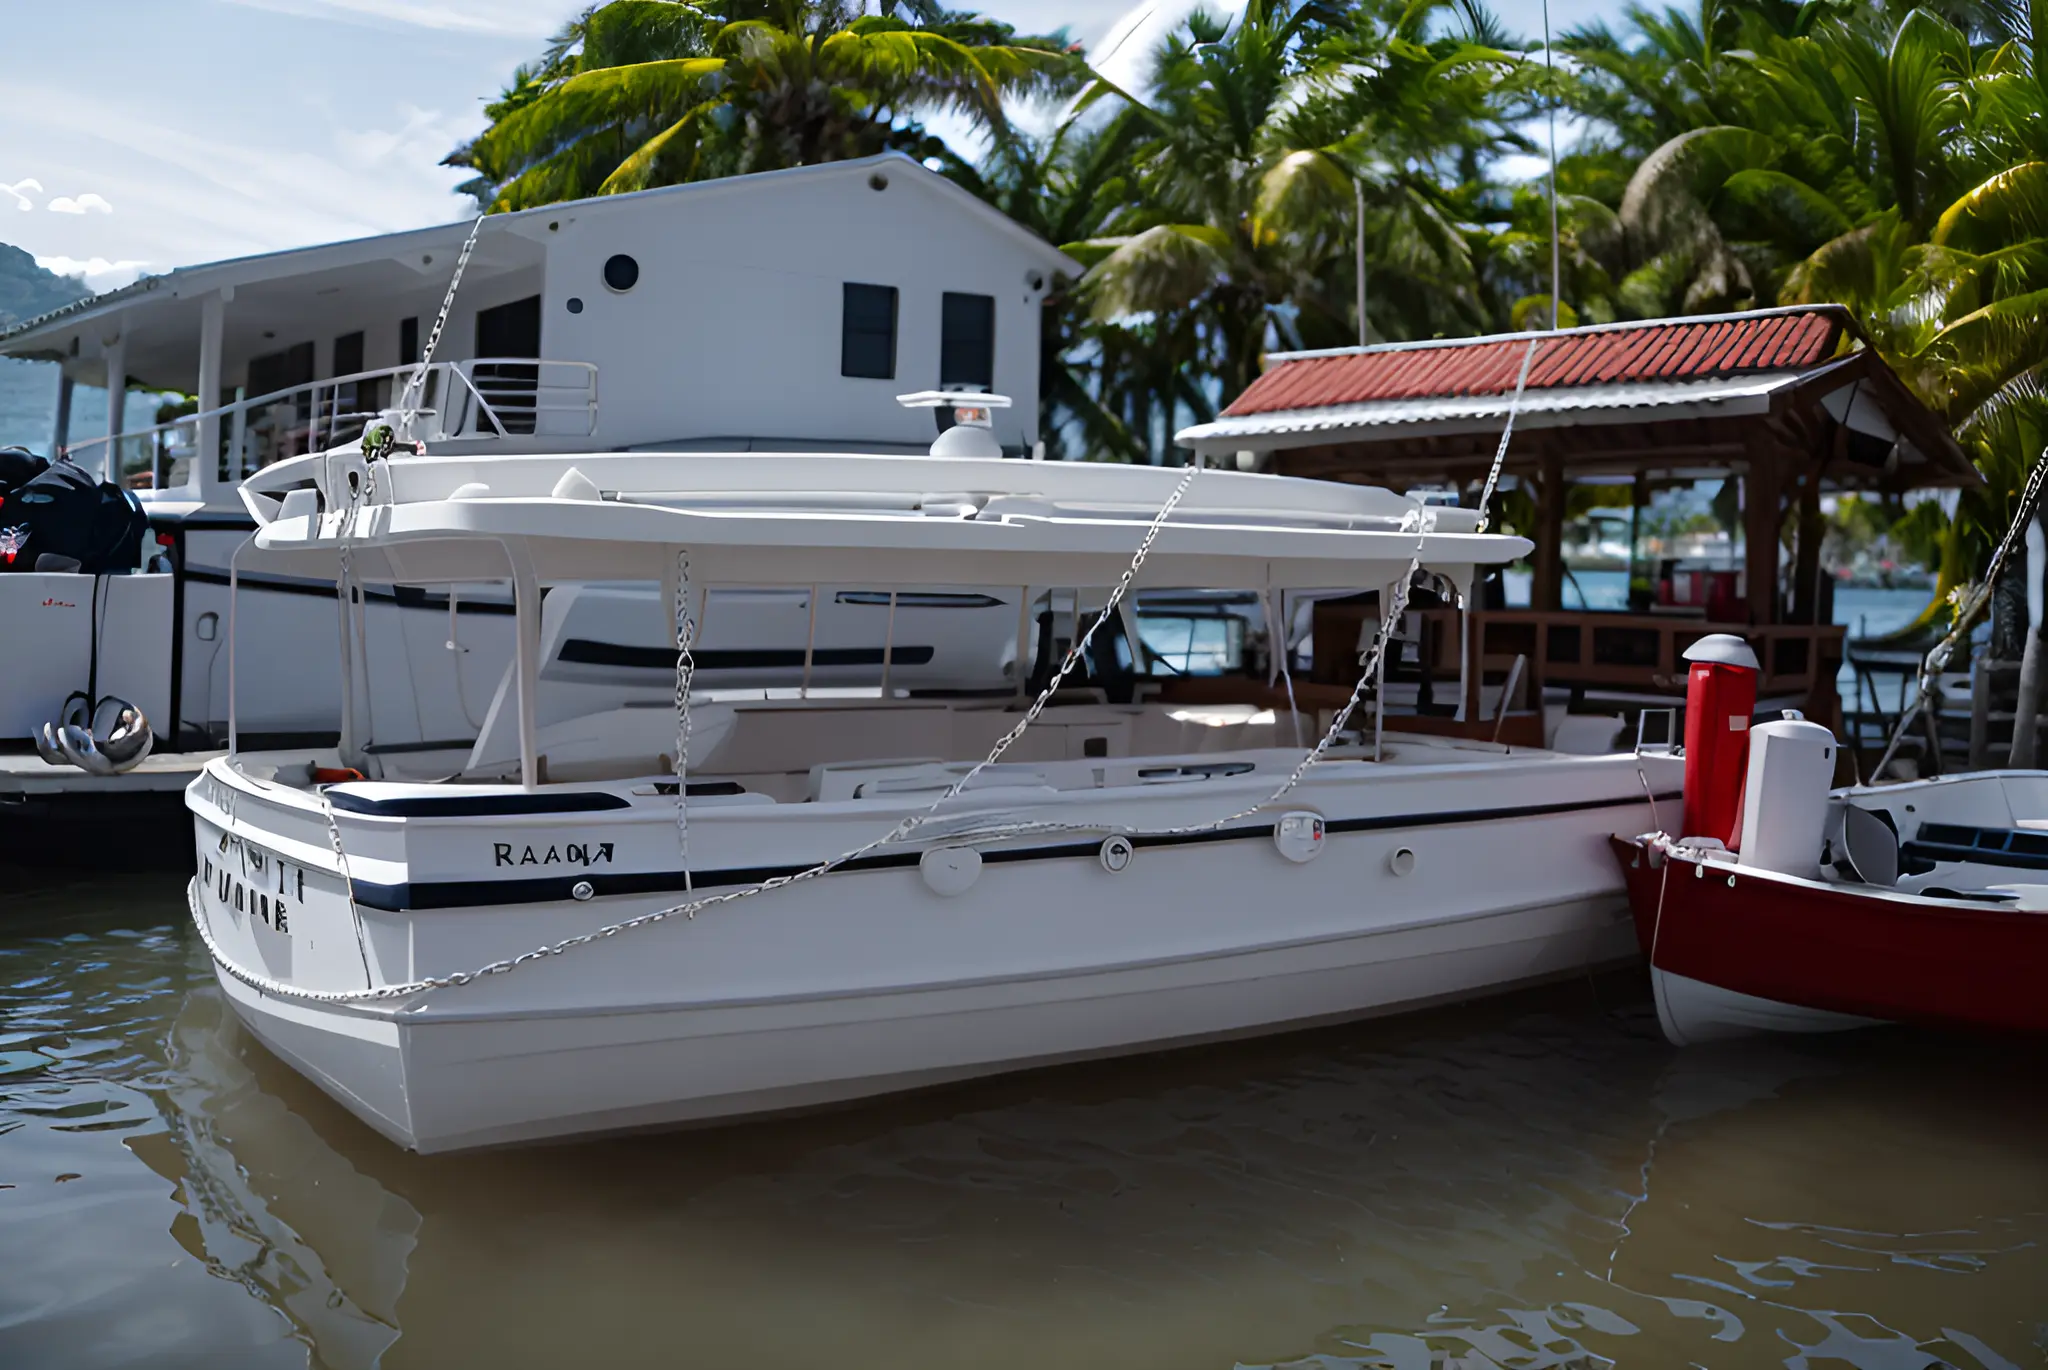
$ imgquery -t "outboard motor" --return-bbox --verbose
[1679,634,1759,847]
[1737,711,1836,878]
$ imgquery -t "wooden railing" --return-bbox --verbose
[1311,602,1845,710]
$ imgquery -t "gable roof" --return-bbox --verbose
[1222,307,1844,417]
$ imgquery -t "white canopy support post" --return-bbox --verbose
[1014,587,1031,699]
[227,387,248,482]
[801,585,819,698]
[102,331,127,483]
[334,572,357,766]
[196,292,225,499]
[507,543,542,789]
[881,590,898,696]
[51,371,73,459]
[1374,581,1396,762]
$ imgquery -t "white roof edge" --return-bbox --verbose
[1263,304,1851,364]
[0,154,1076,351]
[1174,375,1800,452]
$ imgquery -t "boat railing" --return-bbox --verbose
[61,359,600,490]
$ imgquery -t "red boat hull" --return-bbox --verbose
[1609,834,2048,1036]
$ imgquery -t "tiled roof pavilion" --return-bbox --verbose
[1175,305,1974,627]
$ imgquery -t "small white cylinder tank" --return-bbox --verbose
[1737,713,1837,877]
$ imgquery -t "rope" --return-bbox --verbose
[1872,441,2048,780]
[1475,337,1542,534]
[394,210,488,442]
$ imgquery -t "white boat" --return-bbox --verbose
[0,154,1073,860]
[186,441,1681,1152]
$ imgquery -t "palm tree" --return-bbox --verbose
[447,0,1084,212]
[1064,0,1516,427]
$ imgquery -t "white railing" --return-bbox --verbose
[61,359,599,490]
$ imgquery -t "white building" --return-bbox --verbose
[0,152,1075,472]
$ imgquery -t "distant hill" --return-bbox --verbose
[0,243,90,330]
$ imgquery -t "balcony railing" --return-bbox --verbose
[61,358,599,489]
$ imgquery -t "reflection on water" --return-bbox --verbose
[3,868,2045,1369]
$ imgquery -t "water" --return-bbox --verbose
[3,870,2044,1369]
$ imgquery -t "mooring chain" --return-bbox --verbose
[193,463,1204,1004]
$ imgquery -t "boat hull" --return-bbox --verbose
[1612,834,2048,1043]
[197,786,1654,1152]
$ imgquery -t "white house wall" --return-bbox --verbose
[534,167,1051,451]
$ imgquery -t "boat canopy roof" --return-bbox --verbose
[238,450,1529,592]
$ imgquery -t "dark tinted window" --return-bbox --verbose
[940,292,995,389]
[399,316,420,366]
[476,295,543,358]
[841,283,897,380]
[332,331,365,378]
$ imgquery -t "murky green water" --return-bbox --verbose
[3,865,2044,1369]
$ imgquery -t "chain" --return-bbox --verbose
[1475,337,1541,534]
[394,209,488,441]
[674,548,698,890]
[1872,439,2048,779]
[193,462,1203,1004]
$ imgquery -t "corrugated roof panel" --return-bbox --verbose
[1225,311,1843,417]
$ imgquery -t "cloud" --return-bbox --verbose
[47,192,113,215]
[34,255,151,288]
[217,0,562,35]
[2,178,43,211]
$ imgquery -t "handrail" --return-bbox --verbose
[60,358,600,489]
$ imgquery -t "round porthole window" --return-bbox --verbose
[602,254,640,292]
[566,296,585,314]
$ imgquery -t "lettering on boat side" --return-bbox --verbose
[495,841,615,868]
[202,855,293,935]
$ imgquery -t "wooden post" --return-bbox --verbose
[1742,449,1782,626]
[1533,448,1565,612]
[1790,429,1839,626]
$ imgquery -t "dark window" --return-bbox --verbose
[603,254,639,292]
[940,292,995,390]
[474,295,543,435]
[841,283,898,380]
[399,316,420,366]
[332,331,365,378]
[247,341,314,400]
[332,331,367,423]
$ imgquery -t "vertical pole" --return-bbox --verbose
[1543,0,1561,330]
[1533,448,1566,612]
[196,292,225,499]
[102,333,127,483]
[881,590,898,697]
[1014,586,1031,700]
[801,585,818,698]
[510,547,541,789]
[228,387,248,481]
[1355,178,1368,347]
[51,371,74,458]
[1742,448,1782,626]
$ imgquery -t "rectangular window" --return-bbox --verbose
[399,316,420,367]
[332,331,365,377]
[841,283,898,380]
[940,292,995,390]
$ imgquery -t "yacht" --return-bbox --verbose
[187,442,1681,1152]
[0,154,1071,861]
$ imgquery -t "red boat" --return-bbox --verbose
[1612,635,2048,1044]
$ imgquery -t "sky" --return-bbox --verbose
[0,0,1628,292]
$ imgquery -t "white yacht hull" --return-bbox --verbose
[190,751,1666,1152]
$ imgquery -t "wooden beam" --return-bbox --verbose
[1743,439,1784,626]
[1533,448,1566,612]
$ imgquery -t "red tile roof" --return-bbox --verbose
[1223,310,1845,417]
